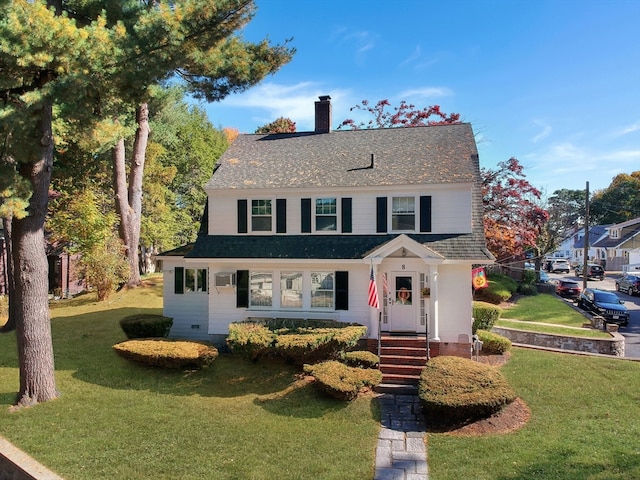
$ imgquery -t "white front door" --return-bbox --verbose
[388,271,417,332]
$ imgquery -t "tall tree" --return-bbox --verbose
[481,158,549,262]
[255,116,296,133]
[0,0,293,407]
[590,171,640,224]
[0,0,124,406]
[338,99,460,129]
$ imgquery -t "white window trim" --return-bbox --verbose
[184,268,208,293]
[250,197,275,234]
[389,195,418,233]
[313,197,339,233]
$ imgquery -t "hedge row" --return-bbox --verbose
[227,320,367,365]
[472,301,502,333]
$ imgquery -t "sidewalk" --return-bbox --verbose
[374,393,428,480]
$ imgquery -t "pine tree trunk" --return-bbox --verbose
[0,216,16,332]
[12,100,59,407]
[113,103,149,287]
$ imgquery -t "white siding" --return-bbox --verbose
[435,264,473,342]
[207,184,472,236]
[162,259,211,340]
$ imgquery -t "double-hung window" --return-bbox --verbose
[311,272,334,308]
[250,272,273,306]
[251,200,272,232]
[280,272,303,308]
[177,267,208,293]
[392,196,415,231]
[315,198,337,231]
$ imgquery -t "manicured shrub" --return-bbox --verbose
[475,273,517,304]
[226,323,275,361]
[119,314,173,339]
[477,329,511,354]
[226,320,367,364]
[472,301,502,333]
[418,356,516,426]
[517,283,538,296]
[341,350,380,368]
[113,339,218,369]
[304,361,382,401]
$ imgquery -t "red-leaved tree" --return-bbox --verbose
[338,99,460,129]
[481,158,549,262]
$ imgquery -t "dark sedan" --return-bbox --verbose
[577,288,629,327]
[555,279,582,299]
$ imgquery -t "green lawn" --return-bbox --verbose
[501,293,588,326]
[2,280,639,479]
[0,277,379,480]
[428,348,640,480]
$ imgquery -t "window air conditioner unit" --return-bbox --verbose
[214,272,236,287]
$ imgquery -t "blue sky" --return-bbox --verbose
[202,0,640,196]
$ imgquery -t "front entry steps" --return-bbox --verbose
[375,335,428,394]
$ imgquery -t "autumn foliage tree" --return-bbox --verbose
[590,171,640,224]
[338,99,460,129]
[255,116,296,133]
[481,158,549,262]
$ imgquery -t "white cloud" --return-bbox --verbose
[395,87,454,100]
[398,46,421,68]
[618,122,640,136]
[531,120,552,143]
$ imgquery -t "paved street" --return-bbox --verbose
[546,271,640,359]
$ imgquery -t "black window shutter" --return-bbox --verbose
[301,198,311,233]
[335,271,349,310]
[420,195,432,232]
[237,270,249,308]
[237,199,248,233]
[341,198,352,233]
[174,267,184,294]
[376,197,387,233]
[276,199,287,233]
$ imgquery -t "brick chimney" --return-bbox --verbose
[314,95,332,133]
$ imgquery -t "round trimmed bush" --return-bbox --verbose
[303,361,382,401]
[341,350,379,368]
[418,356,516,425]
[113,339,218,369]
[119,314,173,339]
[477,330,511,354]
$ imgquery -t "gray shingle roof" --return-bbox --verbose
[185,234,494,262]
[206,123,478,190]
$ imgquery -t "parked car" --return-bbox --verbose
[555,279,582,299]
[549,259,570,273]
[616,274,640,296]
[574,263,605,280]
[524,263,549,283]
[577,288,629,327]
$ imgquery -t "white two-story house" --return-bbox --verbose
[159,96,494,359]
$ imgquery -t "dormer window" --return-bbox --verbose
[610,229,620,239]
[251,199,272,231]
[392,196,415,231]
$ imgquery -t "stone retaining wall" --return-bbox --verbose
[0,436,63,480]
[492,326,625,356]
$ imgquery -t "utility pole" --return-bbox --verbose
[582,181,590,292]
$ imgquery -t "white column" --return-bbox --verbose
[430,268,440,341]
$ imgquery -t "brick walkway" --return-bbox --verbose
[374,393,428,480]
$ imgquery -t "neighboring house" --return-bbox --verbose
[570,224,609,268]
[593,217,640,271]
[159,96,494,360]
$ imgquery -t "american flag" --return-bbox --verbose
[368,266,380,309]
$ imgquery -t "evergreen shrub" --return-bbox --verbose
[472,301,502,333]
[477,329,512,354]
[303,361,382,401]
[418,356,516,425]
[119,314,173,339]
[113,339,218,369]
[341,350,380,368]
